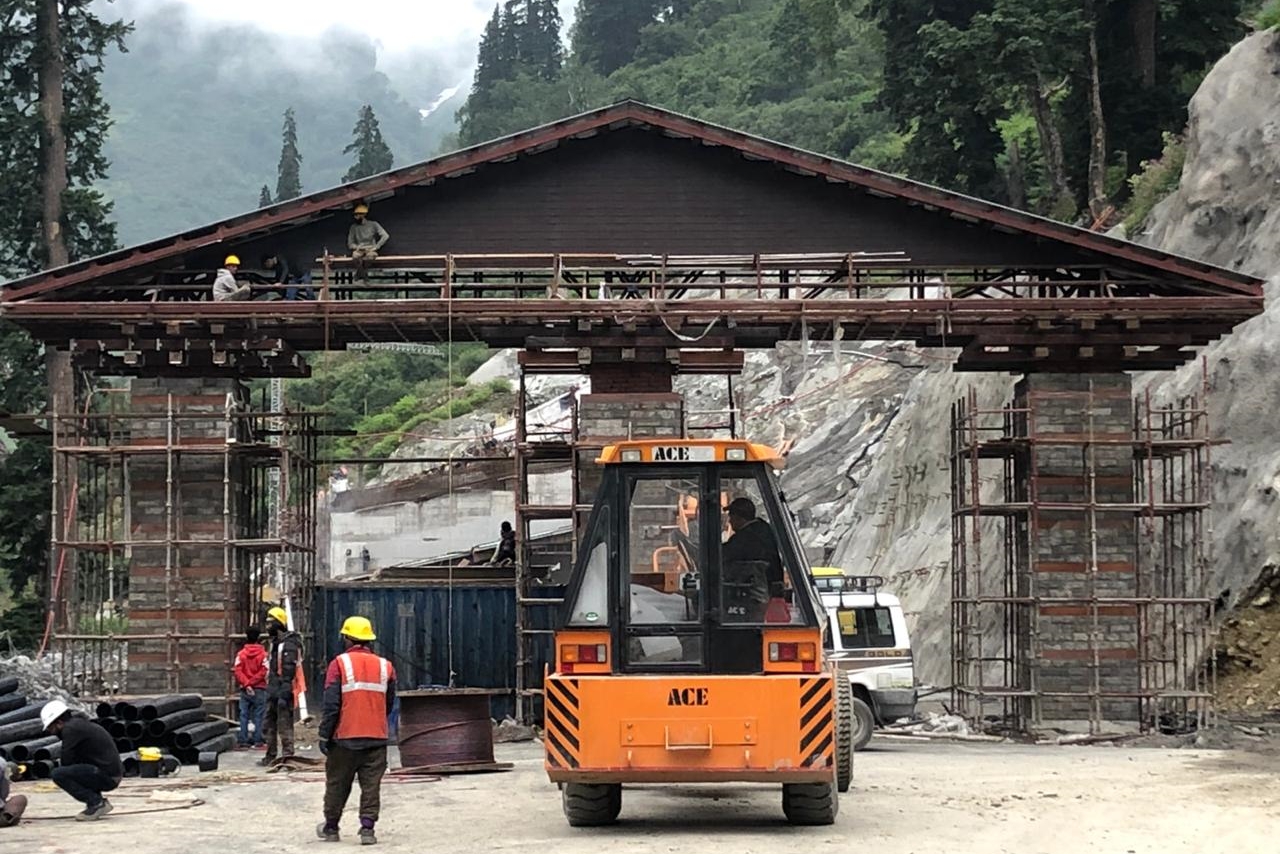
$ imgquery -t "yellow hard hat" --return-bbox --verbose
[224,254,241,266]
[353,204,369,215]
[267,606,288,627]
[340,616,376,642]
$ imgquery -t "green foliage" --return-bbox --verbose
[572,0,663,75]
[275,107,303,201]
[342,104,395,182]
[1120,133,1186,234]
[1255,0,1280,29]
[257,185,273,208]
[77,612,129,636]
[0,0,129,273]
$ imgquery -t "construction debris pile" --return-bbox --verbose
[1214,565,1280,715]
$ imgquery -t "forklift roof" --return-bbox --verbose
[596,439,784,468]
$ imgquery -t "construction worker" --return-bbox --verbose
[233,625,268,749]
[261,250,315,300]
[262,606,304,765]
[0,771,27,827]
[347,204,389,284]
[317,616,397,845]
[213,254,252,301]
[42,699,122,821]
[721,497,786,621]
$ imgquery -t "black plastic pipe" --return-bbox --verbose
[33,742,60,763]
[0,718,45,745]
[114,700,139,722]
[125,721,145,741]
[108,720,128,738]
[147,708,205,738]
[172,720,228,749]
[96,701,115,719]
[0,694,24,715]
[115,737,133,753]
[8,736,58,763]
[138,695,202,721]
[0,703,43,728]
[30,759,54,779]
[121,751,139,777]
[0,677,17,696]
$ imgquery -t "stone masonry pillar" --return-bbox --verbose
[127,377,248,700]
[1015,373,1138,725]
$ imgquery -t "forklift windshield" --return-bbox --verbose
[561,441,823,673]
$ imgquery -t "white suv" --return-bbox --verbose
[814,570,917,749]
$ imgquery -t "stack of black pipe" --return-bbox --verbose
[93,695,234,773]
[0,675,59,780]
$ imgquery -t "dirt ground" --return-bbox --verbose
[4,737,1278,853]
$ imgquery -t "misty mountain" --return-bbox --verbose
[97,1,470,246]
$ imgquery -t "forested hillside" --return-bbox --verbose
[457,0,1255,226]
[97,1,460,245]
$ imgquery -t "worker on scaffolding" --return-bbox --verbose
[347,203,390,284]
[261,250,315,300]
[316,616,397,845]
[262,606,304,766]
[493,520,517,565]
[213,254,252,301]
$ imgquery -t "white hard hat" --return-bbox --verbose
[41,699,70,731]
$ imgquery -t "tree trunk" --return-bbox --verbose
[1025,78,1071,213]
[38,0,68,268]
[37,0,75,641]
[1129,0,1157,89]
[1004,137,1027,211]
[1084,0,1109,221]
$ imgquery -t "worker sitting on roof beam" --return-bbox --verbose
[348,203,389,285]
[262,250,315,301]
[213,255,252,301]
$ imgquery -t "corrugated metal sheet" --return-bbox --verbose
[311,582,563,721]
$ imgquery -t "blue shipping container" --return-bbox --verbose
[310,582,563,721]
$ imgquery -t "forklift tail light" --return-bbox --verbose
[768,642,815,663]
[561,643,607,665]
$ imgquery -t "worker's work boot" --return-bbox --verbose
[76,798,113,821]
[359,818,377,845]
[315,821,340,842]
[0,794,28,826]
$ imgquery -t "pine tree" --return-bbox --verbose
[275,107,302,201]
[472,5,506,98]
[0,0,129,644]
[495,1,523,79]
[572,0,662,75]
[258,185,273,207]
[525,0,565,81]
[342,105,395,183]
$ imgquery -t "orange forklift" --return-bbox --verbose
[543,439,853,826]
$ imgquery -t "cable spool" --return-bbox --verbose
[397,691,494,768]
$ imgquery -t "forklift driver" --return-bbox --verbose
[722,497,785,620]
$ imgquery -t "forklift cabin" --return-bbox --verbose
[544,440,852,827]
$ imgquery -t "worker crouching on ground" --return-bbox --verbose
[1,771,28,827]
[42,699,123,821]
[317,616,397,845]
[262,606,304,765]
[234,625,268,749]
[213,254,252,301]
[347,204,389,284]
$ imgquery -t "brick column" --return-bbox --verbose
[127,377,247,700]
[1016,373,1138,724]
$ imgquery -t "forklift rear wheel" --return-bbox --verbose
[835,676,854,792]
[782,782,838,826]
[562,783,622,826]
[851,697,875,751]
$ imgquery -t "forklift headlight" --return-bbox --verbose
[621,449,643,462]
[725,448,746,461]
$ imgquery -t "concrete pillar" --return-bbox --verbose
[1015,373,1138,725]
[127,377,247,700]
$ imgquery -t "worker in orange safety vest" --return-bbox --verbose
[316,616,397,846]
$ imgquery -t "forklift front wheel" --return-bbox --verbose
[562,782,622,827]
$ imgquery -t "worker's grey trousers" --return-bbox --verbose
[261,701,295,759]
[323,744,387,824]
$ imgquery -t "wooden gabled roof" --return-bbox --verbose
[0,100,1264,302]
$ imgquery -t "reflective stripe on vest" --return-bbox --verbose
[334,650,392,741]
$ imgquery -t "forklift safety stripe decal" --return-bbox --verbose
[545,702,580,752]
[806,731,834,767]
[545,684,580,731]
[800,678,824,709]
[545,730,579,768]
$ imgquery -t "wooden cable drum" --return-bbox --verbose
[397,691,495,768]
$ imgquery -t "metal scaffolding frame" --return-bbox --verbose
[43,384,318,708]
[950,371,1215,734]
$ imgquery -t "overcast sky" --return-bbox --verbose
[119,0,575,54]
